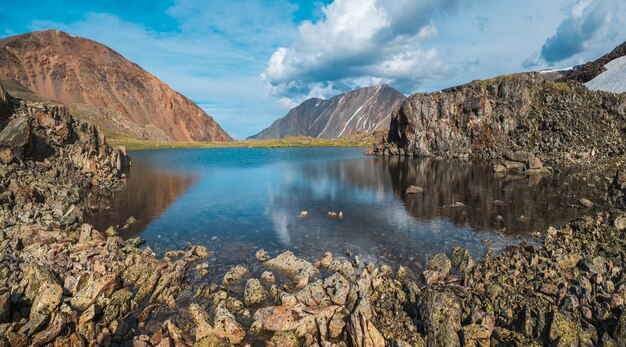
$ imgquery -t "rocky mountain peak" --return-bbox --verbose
[250,84,406,140]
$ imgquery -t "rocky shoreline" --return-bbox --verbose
[1,80,626,346]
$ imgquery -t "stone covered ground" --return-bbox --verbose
[1,81,626,346]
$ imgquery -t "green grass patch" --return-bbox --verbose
[104,130,386,151]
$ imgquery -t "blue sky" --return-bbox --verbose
[2,0,625,139]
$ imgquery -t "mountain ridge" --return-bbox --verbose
[0,30,232,142]
[250,84,405,139]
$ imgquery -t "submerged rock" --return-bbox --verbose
[222,265,249,286]
[406,185,424,194]
[264,251,319,282]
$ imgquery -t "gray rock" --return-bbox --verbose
[0,117,31,158]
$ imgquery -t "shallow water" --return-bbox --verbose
[86,147,598,272]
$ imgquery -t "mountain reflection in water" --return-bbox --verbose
[85,148,598,270]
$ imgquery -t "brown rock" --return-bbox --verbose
[264,251,319,282]
[0,148,13,164]
[30,281,63,317]
[71,273,118,310]
[213,304,245,344]
[347,312,385,347]
[324,272,350,306]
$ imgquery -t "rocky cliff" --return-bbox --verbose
[372,73,626,170]
[0,30,232,142]
[251,85,405,139]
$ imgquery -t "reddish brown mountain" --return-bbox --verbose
[0,30,232,142]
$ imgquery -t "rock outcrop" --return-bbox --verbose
[250,84,405,139]
[0,30,232,142]
[0,81,129,230]
[372,73,626,168]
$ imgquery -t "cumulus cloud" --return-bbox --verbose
[525,0,623,67]
[262,0,470,105]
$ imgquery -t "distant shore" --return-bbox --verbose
[105,130,385,151]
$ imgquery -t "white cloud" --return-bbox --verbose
[525,0,624,67]
[29,2,299,140]
[262,0,471,106]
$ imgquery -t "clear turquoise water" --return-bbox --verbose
[87,147,595,271]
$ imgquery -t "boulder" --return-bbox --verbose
[264,251,319,282]
[295,281,328,307]
[21,265,60,301]
[213,303,245,344]
[260,271,276,284]
[71,273,119,310]
[347,312,385,347]
[222,265,249,286]
[255,249,270,262]
[0,148,13,164]
[252,306,298,332]
[613,214,626,230]
[244,279,267,307]
[323,272,350,306]
[451,247,474,273]
[406,185,424,194]
[423,253,451,284]
[30,281,63,318]
[0,117,31,159]
[189,303,215,341]
[548,311,580,346]
[418,289,461,347]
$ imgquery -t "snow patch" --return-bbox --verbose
[337,94,376,137]
[539,67,573,74]
[585,56,626,93]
